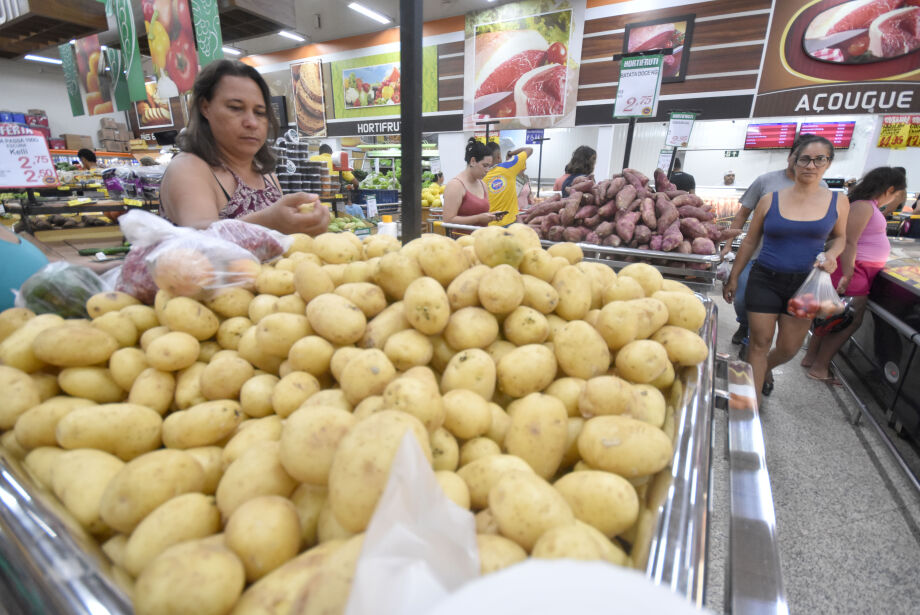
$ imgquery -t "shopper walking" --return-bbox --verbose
[484,140,533,226]
[669,158,695,193]
[442,138,504,226]
[558,146,596,196]
[77,149,97,170]
[720,137,829,347]
[802,166,907,383]
[723,135,848,402]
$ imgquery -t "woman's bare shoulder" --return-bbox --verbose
[167,152,213,175]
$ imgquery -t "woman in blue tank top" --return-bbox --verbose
[723,135,848,402]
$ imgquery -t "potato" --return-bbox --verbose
[628,298,669,339]
[287,336,335,377]
[307,293,366,346]
[290,483,327,548]
[442,389,491,440]
[603,276,645,302]
[51,449,124,534]
[139,325,169,351]
[457,437,500,468]
[174,362,207,409]
[578,375,636,418]
[438,349,495,401]
[58,367,125,403]
[238,373,278,418]
[559,416,585,470]
[328,410,431,532]
[435,470,471,509]
[100,449,206,534]
[23,446,65,489]
[161,297,220,341]
[500,306,547,346]
[651,360,676,390]
[547,242,583,264]
[329,347,360,384]
[163,400,243,449]
[128,368,176,414]
[27,371,57,402]
[520,248,563,283]
[457,454,534,510]
[618,262,663,296]
[317,497,356,543]
[477,534,527,574]
[102,534,128,568]
[123,493,221,576]
[516,276,559,318]
[374,251,423,301]
[473,226,525,268]
[446,264,488,310]
[352,395,384,421]
[301,389,352,413]
[630,384,666,427]
[0,430,25,459]
[54,402,160,460]
[552,265,591,321]
[256,268,295,296]
[542,377,584,418]
[0,307,34,343]
[651,291,706,332]
[380,329,431,371]
[314,233,361,264]
[431,427,459,472]
[481,402,508,443]
[248,294,280,324]
[236,326,283,373]
[252,313,310,359]
[358,301,408,350]
[0,313,63,372]
[403,276,451,335]
[87,291,140,318]
[322,263,347,286]
[108,349,149,392]
[14,396,94,450]
[531,524,605,561]
[199,341,223,362]
[661,279,695,294]
[417,234,468,286]
[185,446,223,494]
[595,301,639,351]
[222,416,283,469]
[489,471,574,551]
[276,293,307,315]
[497,344,556,398]
[0,365,41,429]
[281,406,356,485]
[479,265,525,315]
[216,441,297,520]
[340,260,374,284]
[339,349,396,405]
[116,305,155,335]
[475,508,500,535]
[292,260,336,305]
[134,539,245,615]
[33,324,118,366]
[287,534,365,615]
[331,283,386,319]
[226,495,300,582]
[615,340,670,384]
[578,415,673,478]
[652,325,709,366]
[205,287,255,319]
[145,331,200,372]
[554,470,639,538]
[505,223,541,253]
[285,232,315,255]
[92,311,139,348]
[443,308,502,353]
[552,320,610,380]
[382,375,444,433]
[269,371,320,417]
[504,393,568,479]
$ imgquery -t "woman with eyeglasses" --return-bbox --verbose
[723,135,849,401]
[801,166,907,383]
[442,138,505,226]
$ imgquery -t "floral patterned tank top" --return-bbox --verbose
[215,166,282,220]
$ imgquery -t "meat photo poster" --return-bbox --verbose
[754,0,920,117]
[623,15,694,83]
[463,0,586,130]
[291,61,327,137]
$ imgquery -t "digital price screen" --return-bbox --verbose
[744,122,798,150]
[799,121,856,148]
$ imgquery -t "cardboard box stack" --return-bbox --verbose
[97,117,132,152]
[61,134,94,150]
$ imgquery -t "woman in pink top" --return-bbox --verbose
[442,138,506,226]
[802,166,907,383]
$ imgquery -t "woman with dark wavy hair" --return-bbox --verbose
[559,145,596,196]
[160,60,328,235]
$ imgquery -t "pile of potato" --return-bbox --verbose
[0,224,709,615]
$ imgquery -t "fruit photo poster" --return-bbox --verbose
[142,0,200,100]
[73,35,114,116]
[328,50,439,120]
[463,0,586,130]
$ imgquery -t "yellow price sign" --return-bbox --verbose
[57,186,72,191]
[123,198,144,207]
[67,198,92,206]
[87,183,102,189]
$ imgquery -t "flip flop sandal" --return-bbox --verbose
[806,372,842,386]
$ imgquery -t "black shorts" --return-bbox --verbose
[744,262,810,315]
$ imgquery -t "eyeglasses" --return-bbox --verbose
[795,155,831,168]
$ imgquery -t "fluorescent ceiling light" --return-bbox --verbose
[222,46,242,56]
[278,30,306,42]
[100,45,107,50]
[24,54,62,65]
[348,2,391,24]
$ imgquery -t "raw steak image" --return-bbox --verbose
[868,6,920,56]
[628,23,676,52]
[806,0,902,37]
[513,63,567,116]
[475,30,548,97]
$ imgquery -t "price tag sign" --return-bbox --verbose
[908,115,920,148]
[87,183,102,189]
[525,129,544,144]
[429,158,441,175]
[123,198,144,206]
[57,186,72,191]
[0,123,60,189]
[665,112,696,147]
[365,195,378,218]
[657,149,674,174]
[878,115,910,149]
[614,55,664,119]
[68,198,93,206]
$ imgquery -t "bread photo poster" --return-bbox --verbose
[291,61,327,137]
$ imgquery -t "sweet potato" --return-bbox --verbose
[571,178,595,194]
[563,227,589,243]
[597,201,617,219]
[529,215,546,226]
[522,198,564,222]
[678,240,692,254]
[640,197,657,229]
[627,198,642,213]
[584,214,601,228]
[671,194,694,207]
[583,193,596,207]
[635,187,649,201]
[575,205,598,220]
[568,190,583,203]
[595,221,616,238]
[679,217,708,239]
[585,232,601,245]
[548,226,565,242]
[614,209,628,222]
[529,224,544,238]
[692,237,716,255]
[703,222,722,243]
[678,205,715,222]
[720,228,742,241]
[666,190,688,199]
[603,234,622,247]
[661,221,683,252]
[634,224,652,245]
[606,177,627,201]
[655,194,679,230]
[615,185,637,211]
[654,168,676,193]
[560,200,579,226]
[649,235,663,251]
[623,168,648,193]
[615,211,640,243]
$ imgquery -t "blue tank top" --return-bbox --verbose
[757,191,838,274]
[0,234,49,310]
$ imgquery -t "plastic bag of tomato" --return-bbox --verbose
[787,267,845,320]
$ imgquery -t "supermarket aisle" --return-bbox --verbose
[705,295,920,615]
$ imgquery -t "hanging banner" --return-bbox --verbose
[58,43,85,117]
[878,115,910,149]
[105,48,131,112]
[190,0,224,67]
[142,0,199,99]
[112,0,147,102]
[74,35,113,115]
[463,0,587,131]
[665,111,696,147]
[614,55,663,119]
[908,116,920,148]
[0,124,59,189]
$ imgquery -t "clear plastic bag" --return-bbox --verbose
[204,218,291,262]
[787,266,845,320]
[14,262,108,318]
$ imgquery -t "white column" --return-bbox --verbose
[594,125,615,180]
